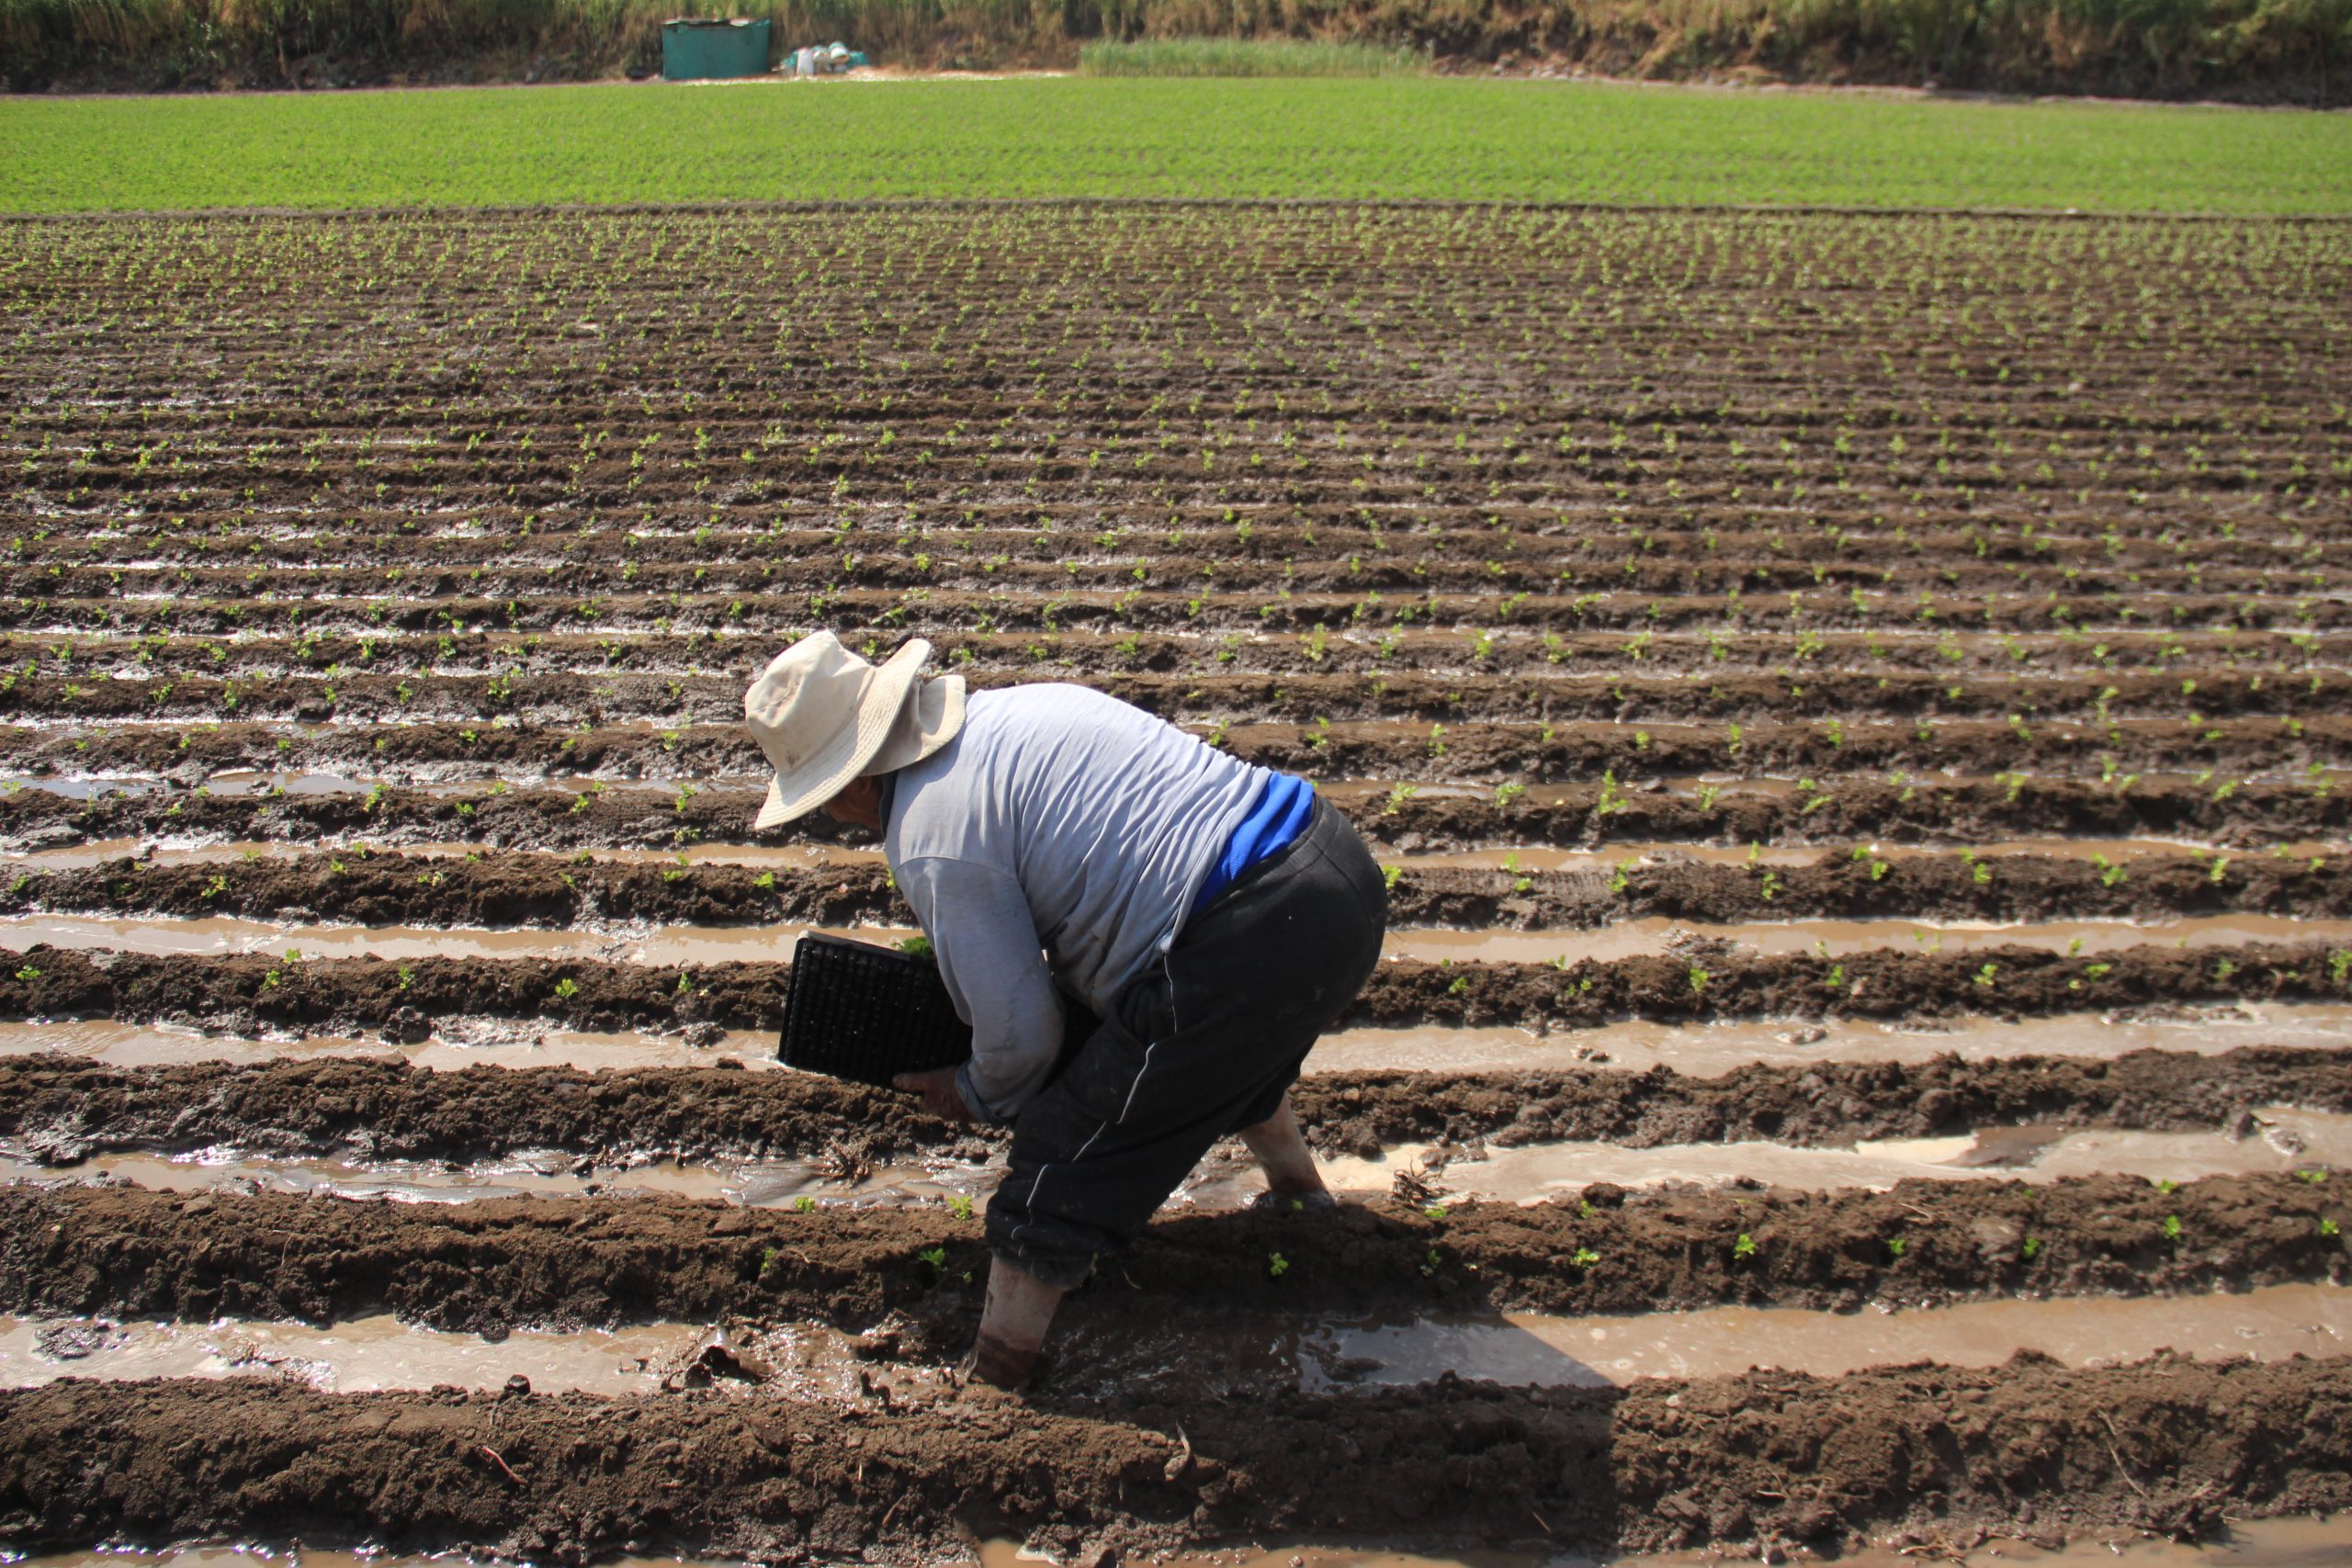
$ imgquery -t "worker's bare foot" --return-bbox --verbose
[1239,1093,1328,1200]
[967,1256,1066,1393]
[966,1332,1043,1392]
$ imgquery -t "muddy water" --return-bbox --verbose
[1307,999,2352,1077]
[1389,912,2352,967]
[1316,1107,2352,1207]
[0,1146,1001,1210]
[1402,838,2347,872]
[1295,1282,2352,1394]
[7,835,2305,877]
[6,1104,2338,1215]
[12,1000,2352,1082]
[0,1018,791,1071]
[0,1314,695,1395]
[0,913,827,967]
[11,910,2349,974]
[14,1519,2352,1568]
[9,1280,2348,1405]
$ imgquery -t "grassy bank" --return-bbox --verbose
[6,77,2350,214]
[1,0,2346,99]
[1076,38,1429,74]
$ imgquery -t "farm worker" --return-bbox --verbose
[744,631,1387,1390]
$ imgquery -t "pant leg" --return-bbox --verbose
[984,802,1386,1288]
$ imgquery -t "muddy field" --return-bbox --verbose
[2,205,2351,1568]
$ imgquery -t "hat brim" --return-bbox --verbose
[752,645,964,829]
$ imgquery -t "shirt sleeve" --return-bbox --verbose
[893,854,1064,1123]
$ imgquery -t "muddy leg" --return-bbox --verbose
[969,1255,1066,1392]
[1240,1092,1329,1203]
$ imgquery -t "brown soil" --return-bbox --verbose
[8,774,2345,855]
[6,205,2348,1567]
[11,584,2345,639]
[8,1355,2349,1562]
[0,622,2322,680]
[3,1174,2345,1335]
[2,937,2344,1037]
[4,1046,2345,1168]
[7,665,2335,729]
[4,844,2344,932]
[0,714,2333,789]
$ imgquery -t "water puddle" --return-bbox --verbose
[1307,1000,2352,1077]
[1395,838,2339,872]
[0,913,835,967]
[11,1001,2352,1084]
[1321,1106,2352,1206]
[11,1280,2347,1412]
[0,1018,790,1071]
[0,1314,695,1395]
[1389,913,2352,966]
[9,910,2344,974]
[0,1146,1001,1210]
[1294,1282,2352,1394]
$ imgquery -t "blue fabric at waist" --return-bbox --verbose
[1190,772,1316,915]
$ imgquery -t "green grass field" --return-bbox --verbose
[5,76,2348,214]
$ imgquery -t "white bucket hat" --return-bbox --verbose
[745,632,966,829]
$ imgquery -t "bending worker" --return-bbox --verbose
[746,631,1387,1390]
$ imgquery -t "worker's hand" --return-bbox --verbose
[894,1066,974,1122]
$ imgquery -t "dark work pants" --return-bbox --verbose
[984,798,1388,1290]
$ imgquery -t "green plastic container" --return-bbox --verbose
[662,17,773,81]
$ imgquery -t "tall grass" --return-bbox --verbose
[1079,35,1427,72]
[2,0,2345,97]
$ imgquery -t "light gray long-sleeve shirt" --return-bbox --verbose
[882,683,1273,1122]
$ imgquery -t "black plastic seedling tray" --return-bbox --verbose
[777,933,974,1088]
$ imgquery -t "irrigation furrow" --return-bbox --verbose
[0,715,2337,784]
[6,588,2346,638]
[5,937,2352,1037]
[7,775,2344,853]
[9,1286,2351,1408]
[0,667,2337,728]
[3,1174,2345,1332]
[6,1355,2346,1561]
[4,1046,2347,1169]
[1,844,2346,933]
[1,558,2332,601]
[10,626,2345,683]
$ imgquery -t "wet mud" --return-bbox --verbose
[3,845,2348,933]
[7,773,2346,855]
[3,1173,2345,1335]
[2,936,2346,1039]
[0,714,2335,787]
[3,1355,2348,1562]
[6,1045,2351,1170]
[7,206,2349,1568]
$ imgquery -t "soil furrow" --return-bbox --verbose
[0,715,2337,784]
[0,668,2335,728]
[1,845,2344,933]
[7,776,2343,854]
[1,1046,2345,1168]
[4,937,2350,1037]
[7,626,2340,683]
[7,1356,2349,1561]
[8,588,2346,638]
[1,1175,2344,1333]
[20,556,2320,600]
